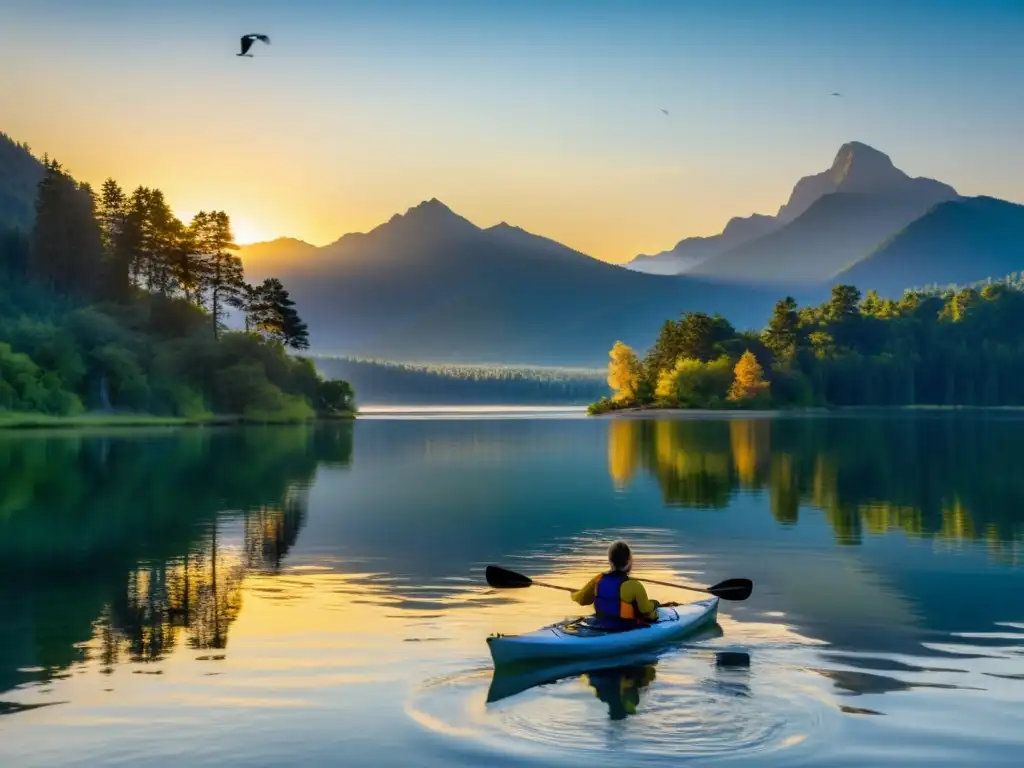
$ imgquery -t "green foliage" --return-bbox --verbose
[0,342,83,415]
[597,281,1024,411]
[656,355,734,408]
[315,379,356,415]
[0,158,350,423]
[245,278,310,350]
[587,397,628,415]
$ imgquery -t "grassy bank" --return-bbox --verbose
[0,410,356,430]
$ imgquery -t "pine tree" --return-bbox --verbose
[194,210,243,339]
[250,277,309,349]
[125,187,151,289]
[762,296,799,363]
[145,189,178,296]
[96,178,134,301]
[30,159,103,298]
[728,350,770,403]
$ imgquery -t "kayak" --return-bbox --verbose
[487,596,719,667]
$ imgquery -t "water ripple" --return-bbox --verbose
[406,649,837,765]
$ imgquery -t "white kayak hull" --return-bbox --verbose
[487,597,719,667]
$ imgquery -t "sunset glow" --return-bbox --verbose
[2,1,1023,261]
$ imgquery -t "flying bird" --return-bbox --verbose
[830,92,842,97]
[661,108,669,116]
[238,34,271,57]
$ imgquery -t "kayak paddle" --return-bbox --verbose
[485,565,753,601]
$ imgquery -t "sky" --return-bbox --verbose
[1,0,1022,261]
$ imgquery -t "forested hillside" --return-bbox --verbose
[0,156,352,421]
[0,132,43,231]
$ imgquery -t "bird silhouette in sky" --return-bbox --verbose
[661,109,669,116]
[238,34,271,57]
[830,92,842,97]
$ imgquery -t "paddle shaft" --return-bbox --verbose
[486,564,751,601]
[530,579,574,593]
[529,576,710,596]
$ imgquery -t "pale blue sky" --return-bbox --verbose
[1,0,1021,258]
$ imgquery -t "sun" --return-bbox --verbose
[228,216,272,246]
[174,209,271,246]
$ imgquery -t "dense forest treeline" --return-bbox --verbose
[314,356,609,404]
[908,270,1024,297]
[596,281,1024,412]
[0,152,353,420]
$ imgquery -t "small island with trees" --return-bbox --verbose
[1,143,354,426]
[590,280,1024,415]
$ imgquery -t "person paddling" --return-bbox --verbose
[571,541,670,628]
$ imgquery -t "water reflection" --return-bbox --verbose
[487,642,753,721]
[1,415,1024,766]
[608,416,1024,554]
[0,425,353,701]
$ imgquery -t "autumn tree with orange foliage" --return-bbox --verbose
[727,350,770,404]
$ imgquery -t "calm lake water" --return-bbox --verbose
[1,413,1023,766]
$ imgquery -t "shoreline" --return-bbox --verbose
[589,404,1024,419]
[0,412,357,431]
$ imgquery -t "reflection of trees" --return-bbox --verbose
[632,421,735,508]
[609,417,1024,555]
[244,493,309,574]
[0,424,353,690]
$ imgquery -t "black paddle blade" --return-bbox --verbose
[486,565,534,589]
[707,578,753,601]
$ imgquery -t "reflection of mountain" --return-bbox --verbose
[609,417,1024,552]
[0,425,353,695]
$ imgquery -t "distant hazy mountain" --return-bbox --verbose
[690,191,952,284]
[0,132,43,231]
[240,199,777,366]
[833,197,1024,298]
[235,237,319,275]
[630,142,959,280]
[629,213,778,275]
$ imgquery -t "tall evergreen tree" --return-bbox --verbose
[194,210,243,339]
[30,159,103,298]
[762,296,800,364]
[96,178,134,301]
[251,277,309,349]
[125,186,152,290]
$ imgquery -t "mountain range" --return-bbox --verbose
[241,140,1022,364]
[240,200,777,365]
[3,129,1022,366]
[629,141,962,283]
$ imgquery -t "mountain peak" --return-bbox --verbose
[409,197,454,214]
[828,141,899,186]
[776,141,956,223]
[378,198,479,238]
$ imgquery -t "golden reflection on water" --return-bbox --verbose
[2,420,1024,766]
